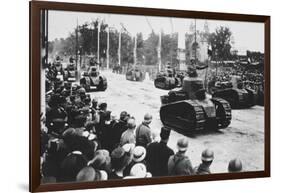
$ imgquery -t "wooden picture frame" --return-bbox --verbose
[30,0,270,192]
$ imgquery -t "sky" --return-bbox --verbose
[48,10,264,53]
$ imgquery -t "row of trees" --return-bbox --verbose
[48,19,234,67]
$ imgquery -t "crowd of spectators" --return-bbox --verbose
[40,62,244,184]
[207,63,264,93]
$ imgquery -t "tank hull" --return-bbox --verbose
[160,97,231,134]
[154,76,181,90]
[213,88,257,109]
[80,75,107,92]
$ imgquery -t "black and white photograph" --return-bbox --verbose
[39,9,265,184]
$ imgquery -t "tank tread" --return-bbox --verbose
[187,100,206,130]
[160,100,207,133]
[211,97,232,129]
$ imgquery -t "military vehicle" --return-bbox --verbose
[80,66,107,92]
[160,70,231,133]
[125,68,145,81]
[212,75,257,109]
[154,65,184,90]
[64,62,77,82]
[53,56,64,81]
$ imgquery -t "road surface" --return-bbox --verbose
[87,70,264,174]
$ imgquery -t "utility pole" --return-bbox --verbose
[158,30,162,72]
[134,34,137,68]
[118,29,121,66]
[75,18,79,69]
[194,19,197,66]
[107,26,110,70]
[97,21,100,64]
[45,10,48,66]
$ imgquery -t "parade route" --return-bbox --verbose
[86,70,265,173]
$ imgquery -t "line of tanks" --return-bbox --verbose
[122,63,259,134]
[53,57,108,92]
[57,56,257,135]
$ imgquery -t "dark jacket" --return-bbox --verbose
[112,120,128,146]
[135,122,152,147]
[168,152,194,176]
[146,141,174,177]
[194,163,211,175]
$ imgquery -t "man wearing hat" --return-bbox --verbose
[111,111,130,149]
[168,137,194,176]
[135,113,153,148]
[88,149,111,174]
[194,149,214,175]
[76,166,108,182]
[109,147,131,179]
[128,163,152,178]
[123,146,146,176]
[120,118,137,146]
[146,127,174,177]
[58,151,88,182]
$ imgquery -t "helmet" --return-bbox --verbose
[201,149,214,162]
[177,137,188,152]
[77,87,86,95]
[228,158,243,172]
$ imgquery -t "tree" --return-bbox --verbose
[208,26,233,61]
[161,33,178,66]
[144,32,159,66]
[136,32,145,64]
[120,32,134,65]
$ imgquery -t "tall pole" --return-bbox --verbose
[46,10,48,66]
[134,35,137,68]
[75,18,78,69]
[118,30,121,66]
[194,19,197,66]
[158,31,162,72]
[97,21,100,64]
[107,27,110,70]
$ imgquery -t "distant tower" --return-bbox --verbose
[203,21,210,35]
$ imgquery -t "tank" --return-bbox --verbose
[154,66,183,90]
[154,72,182,90]
[160,74,231,133]
[80,66,107,92]
[64,62,77,82]
[125,68,145,81]
[212,75,257,109]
